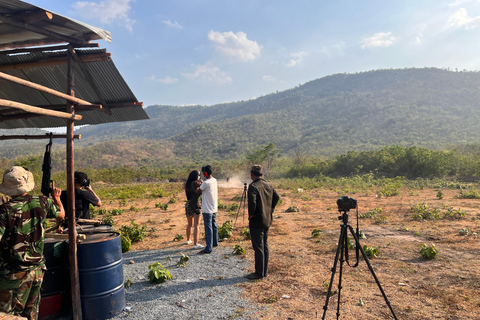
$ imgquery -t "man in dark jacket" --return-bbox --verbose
[246,165,280,280]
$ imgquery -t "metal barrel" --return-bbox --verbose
[77,232,125,320]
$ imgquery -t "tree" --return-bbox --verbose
[247,143,281,169]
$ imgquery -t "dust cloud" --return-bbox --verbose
[217,175,249,189]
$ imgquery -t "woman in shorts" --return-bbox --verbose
[184,170,203,249]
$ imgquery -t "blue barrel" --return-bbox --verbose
[77,232,125,320]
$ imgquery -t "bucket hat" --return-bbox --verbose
[0,166,35,196]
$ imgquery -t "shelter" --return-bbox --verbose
[0,0,149,319]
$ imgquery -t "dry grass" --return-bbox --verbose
[102,182,480,320]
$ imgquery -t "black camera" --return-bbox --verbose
[337,195,357,212]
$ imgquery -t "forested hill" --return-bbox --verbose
[3,67,480,164]
[73,67,480,160]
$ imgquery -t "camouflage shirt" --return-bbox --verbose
[0,195,60,275]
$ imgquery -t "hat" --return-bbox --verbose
[251,165,264,176]
[0,166,35,196]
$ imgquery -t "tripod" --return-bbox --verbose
[322,210,398,320]
[234,183,247,228]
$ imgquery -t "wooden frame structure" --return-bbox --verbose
[0,1,149,319]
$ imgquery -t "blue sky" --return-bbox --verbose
[28,0,480,108]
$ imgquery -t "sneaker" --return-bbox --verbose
[193,244,204,249]
[245,273,263,280]
[185,240,192,245]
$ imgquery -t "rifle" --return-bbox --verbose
[41,133,53,197]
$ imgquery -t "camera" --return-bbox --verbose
[337,195,357,212]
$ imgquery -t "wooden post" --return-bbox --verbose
[67,48,82,320]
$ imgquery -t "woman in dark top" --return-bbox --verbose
[184,170,203,248]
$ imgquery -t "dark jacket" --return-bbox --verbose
[248,178,280,229]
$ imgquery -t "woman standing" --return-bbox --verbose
[184,170,203,249]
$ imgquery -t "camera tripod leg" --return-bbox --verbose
[233,185,247,228]
[322,225,347,320]
[348,225,398,320]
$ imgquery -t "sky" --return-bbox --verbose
[27,0,480,108]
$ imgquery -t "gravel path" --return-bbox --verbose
[111,245,261,320]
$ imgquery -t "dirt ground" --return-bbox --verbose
[101,180,480,320]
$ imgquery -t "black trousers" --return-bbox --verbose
[250,227,269,277]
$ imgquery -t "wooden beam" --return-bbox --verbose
[0,99,82,120]
[0,134,80,141]
[0,71,98,107]
[12,9,53,23]
[0,52,111,71]
[0,43,99,55]
[68,46,112,115]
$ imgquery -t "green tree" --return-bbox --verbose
[247,143,281,169]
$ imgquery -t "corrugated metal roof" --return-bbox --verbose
[0,0,111,50]
[0,0,149,129]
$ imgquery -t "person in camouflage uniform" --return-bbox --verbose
[0,166,65,320]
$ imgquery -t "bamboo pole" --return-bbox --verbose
[0,99,82,120]
[0,72,97,107]
[0,134,80,140]
[66,50,82,320]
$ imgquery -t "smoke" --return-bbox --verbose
[218,175,248,189]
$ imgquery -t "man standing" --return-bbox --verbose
[246,165,279,280]
[60,171,102,220]
[196,165,218,254]
[0,166,65,319]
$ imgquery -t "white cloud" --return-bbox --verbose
[448,8,480,30]
[149,75,178,84]
[207,31,261,62]
[360,32,396,49]
[182,64,232,84]
[286,51,308,67]
[449,0,474,6]
[262,75,277,82]
[321,42,345,57]
[163,20,183,29]
[73,0,135,32]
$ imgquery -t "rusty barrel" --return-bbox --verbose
[77,232,125,320]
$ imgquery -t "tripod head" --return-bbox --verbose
[243,182,247,191]
[338,211,349,225]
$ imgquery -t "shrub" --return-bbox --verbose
[420,243,438,259]
[110,208,124,216]
[121,235,131,253]
[147,262,171,284]
[363,245,379,259]
[360,207,382,219]
[458,228,469,236]
[443,207,467,220]
[173,234,184,241]
[286,206,299,212]
[436,190,444,200]
[411,203,440,220]
[155,203,168,210]
[120,221,148,243]
[242,228,251,239]
[311,229,322,238]
[457,187,480,199]
[233,244,245,255]
[177,254,189,267]
[168,197,176,204]
[218,220,233,239]
[100,215,114,226]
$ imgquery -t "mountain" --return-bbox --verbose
[4,67,480,166]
